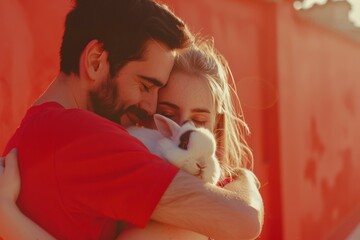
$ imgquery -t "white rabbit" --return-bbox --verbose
[127,114,221,185]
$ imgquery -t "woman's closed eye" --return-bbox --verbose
[159,112,177,120]
[190,115,210,127]
[192,119,207,126]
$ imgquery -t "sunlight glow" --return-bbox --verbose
[302,0,327,9]
[294,0,360,27]
[348,0,360,26]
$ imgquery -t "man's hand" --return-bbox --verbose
[0,149,21,205]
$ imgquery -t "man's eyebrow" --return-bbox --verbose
[158,101,179,109]
[138,75,164,87]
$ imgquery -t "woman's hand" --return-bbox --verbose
[0,149,21,205]
[0,149,56,240]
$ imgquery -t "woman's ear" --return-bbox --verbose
[80,40,109,82]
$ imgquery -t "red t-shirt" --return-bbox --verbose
[3,102,179,239]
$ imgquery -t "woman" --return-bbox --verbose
[0,39,262,239]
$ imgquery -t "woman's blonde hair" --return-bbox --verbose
[173,38,254,180]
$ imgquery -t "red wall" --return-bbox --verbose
[276,3,360,240]
[0,0,70,152]
[1,1,360,239]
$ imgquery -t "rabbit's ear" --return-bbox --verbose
[182,120,195,128]
[154,114,180,138]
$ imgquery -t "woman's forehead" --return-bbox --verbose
[158,71,214,110]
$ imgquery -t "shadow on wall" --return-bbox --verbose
[302,117,360,239]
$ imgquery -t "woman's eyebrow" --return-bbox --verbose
[192,108,211,113]
[158,102,210,114]
[158,101,179,109]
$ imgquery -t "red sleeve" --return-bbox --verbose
[53,110,179,227]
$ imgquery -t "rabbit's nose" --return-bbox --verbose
[196,163,205,169]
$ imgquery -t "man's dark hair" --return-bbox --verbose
[60,0,192,76]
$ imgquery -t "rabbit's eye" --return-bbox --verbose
[178,130,194,150]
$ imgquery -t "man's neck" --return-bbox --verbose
[34,72,88,110]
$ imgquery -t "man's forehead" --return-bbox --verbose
[138,40,175,86]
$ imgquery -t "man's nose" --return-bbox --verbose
[141,91,158,116]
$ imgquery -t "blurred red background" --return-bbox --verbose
[1,0,359,239]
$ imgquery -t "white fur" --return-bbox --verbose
[127,114,221,185]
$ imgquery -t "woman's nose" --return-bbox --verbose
[179,117,189,126]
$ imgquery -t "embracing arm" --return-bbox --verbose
[0,150,55,240]
[0,201,55,240]
[152,170,264,240]
[0,150,263,240]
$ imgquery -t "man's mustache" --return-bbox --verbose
[126,105,150,121]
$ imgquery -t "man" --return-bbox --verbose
[2,0,263,239]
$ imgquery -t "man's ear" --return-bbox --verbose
[80,40,109,82]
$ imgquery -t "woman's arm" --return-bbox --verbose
[117,169,263,240]
[223,168,264,224]
[0,201,55,240]
[152,169,264,240]
[0,149,55,240]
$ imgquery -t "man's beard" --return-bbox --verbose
[89,77,151,125]
[89,76,125,123]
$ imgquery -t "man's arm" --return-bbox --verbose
[152,170,264,240]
